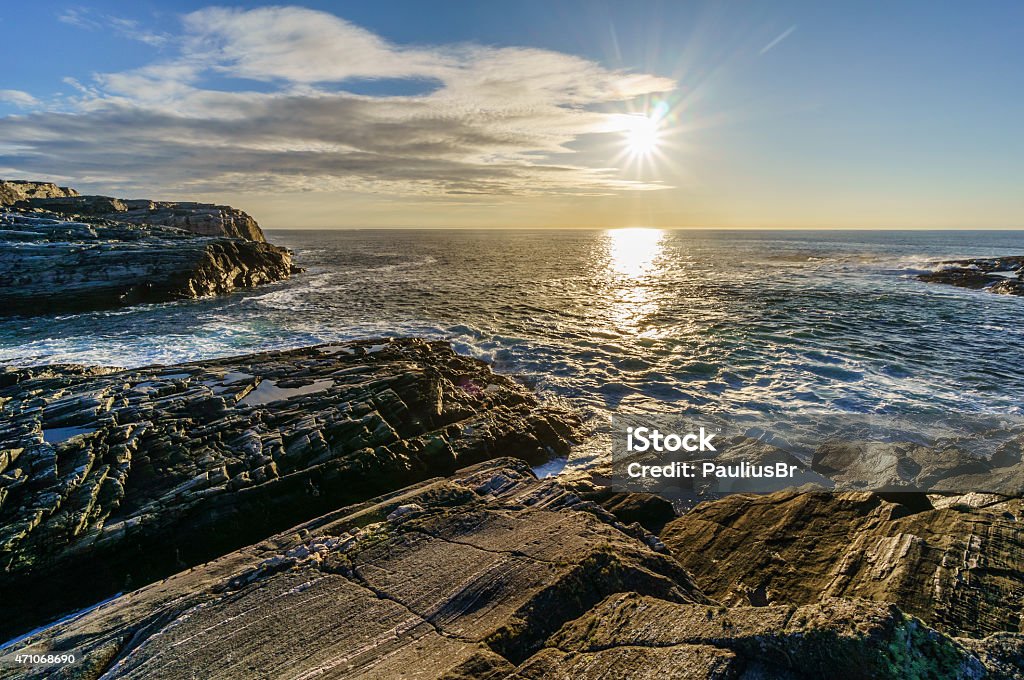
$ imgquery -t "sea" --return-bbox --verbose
[3,229,1024,450]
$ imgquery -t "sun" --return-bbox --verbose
[624,114,661,157]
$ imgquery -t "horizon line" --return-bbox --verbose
[262,225,1024,231]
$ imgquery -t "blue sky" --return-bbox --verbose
[1,1,1022,228]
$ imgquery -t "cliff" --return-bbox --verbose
[18,195,266,242]
[1,178,265,241]
[0,212,293,316]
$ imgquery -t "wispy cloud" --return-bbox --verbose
[5,6,676,197]
[59,7,169,47]
[0,90,40,108]
[760,25,797,55]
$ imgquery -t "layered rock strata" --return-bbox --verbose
[19,196,266,242]
[514,593,989,679]
[4,459,1016,679]
[0,339,580,639]
[660,490,1024,639]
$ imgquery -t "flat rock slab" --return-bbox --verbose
[0,339,580,639]
[2,459,703,679]
[660,490,1024,639]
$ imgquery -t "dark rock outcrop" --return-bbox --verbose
[0,339,580,641]
[660,490,1024,639]
[919,256,1024,296]
[0,212,293,316]
[0,180,78,206]
[4,459,1016,679]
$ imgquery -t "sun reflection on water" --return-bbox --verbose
[608,228,665,278]
[605,228,666,335]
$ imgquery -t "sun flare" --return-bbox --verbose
[624,114,661,157]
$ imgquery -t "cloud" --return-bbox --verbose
[181,6,448,83]
[6,6,676,197]
[0,90,39,108]
[58,7,169,47]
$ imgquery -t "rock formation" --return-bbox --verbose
[0,339,580,640]
[3,458,1016,679]
[1,179,266,242]
[808,437,1024,495]
[0,180,78,206]
[0,212,293,316]
[20,196,266,242]
[919,256,1024,296]
[516,594,987,679]
[660,490,1024,639]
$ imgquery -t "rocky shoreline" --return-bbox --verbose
[0,338,579,640]
[1,338,1022,678]
[0,180,297,316]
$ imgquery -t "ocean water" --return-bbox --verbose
[3,229,1024,428]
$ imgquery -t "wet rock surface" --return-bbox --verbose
[0,212,294,316]
[660,490,1024,639]
[5,459,1018,679]
[919,255,1024,296]
[0,338,580,640]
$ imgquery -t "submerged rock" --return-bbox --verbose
[0,339,580,640]
[660,490,1024,639]
[0,212,294,316]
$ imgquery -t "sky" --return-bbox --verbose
[1,1,1022,229]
